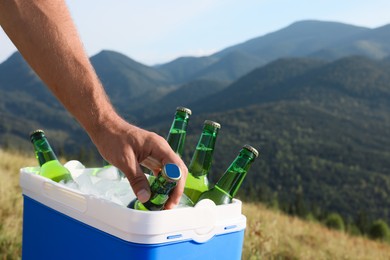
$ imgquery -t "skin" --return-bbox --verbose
[0,0,188,209]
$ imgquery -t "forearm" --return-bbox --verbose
[0,0,188,206]
[0,0,120,135]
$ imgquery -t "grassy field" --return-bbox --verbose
[242,204,390,259]
[1,148,390,259]
[0,149,36,259]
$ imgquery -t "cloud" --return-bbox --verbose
[184,48,218,57]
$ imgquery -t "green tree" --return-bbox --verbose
[324,213,345,231]
[368,220,390,242]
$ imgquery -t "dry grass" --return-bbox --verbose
[1,148,390,259]
[242,202,390,260]
[0,149,36,260]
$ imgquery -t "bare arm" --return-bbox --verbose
[0,0,187,208]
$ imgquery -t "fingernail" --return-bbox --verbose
[137,189,150,203]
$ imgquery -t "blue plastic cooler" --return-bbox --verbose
[20,167,246,259]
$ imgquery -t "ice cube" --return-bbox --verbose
[95,166,121,180]
[64,160,85,171]
[74,172,99,196]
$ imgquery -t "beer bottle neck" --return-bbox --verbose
[215,150,255,198]
[166,111,190,155]
[150,173,177,195]
[32,138,58,166]
[188,126,219,177]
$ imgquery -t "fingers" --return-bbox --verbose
[121,160,151,204]
[96,125,188,209]
[164,168,186,209]
[141,156,162,175]
[137,152,187,209]
[163,155,188,209]
[142,136,188,209]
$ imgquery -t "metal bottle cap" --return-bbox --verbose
[176,106,192,115]
[243,144,259,158]
[204,120,221,129]
[161,163,182,182]
[29,129,45,142]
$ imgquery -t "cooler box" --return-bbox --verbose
[20,167,246,260]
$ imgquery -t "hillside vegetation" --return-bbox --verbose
[1,149,390,259]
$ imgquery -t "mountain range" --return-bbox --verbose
[1,20,390,223]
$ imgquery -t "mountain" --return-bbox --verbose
[156,50,264,83]
[90,50,174,112]
[0,52,57,107]
[188,58,327,113]
[190,50,264,81]
[155,56,218,83]
[157,20,390,83]
[137,79,229,124]
[214,20,368,60]
[193,55,390,114]
[310,24,390,60]
[0,52,88,152]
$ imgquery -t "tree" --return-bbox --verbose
[368,220,390,242]
[324,213,345,231]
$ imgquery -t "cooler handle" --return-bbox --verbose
[192,199,217,243]
[42,182,87,213]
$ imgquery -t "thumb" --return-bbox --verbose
[123,163,151,203]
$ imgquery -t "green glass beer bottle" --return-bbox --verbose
[146,106,191,176]
[166,106,192,156]
[184,120,221,204]
[197,145,259,205]
[128,163,181,211]
[30,129,73,183]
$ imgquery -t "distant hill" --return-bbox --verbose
[155,56,218,84]
[310,24,390,60]
[189,58,327,113]
[156,20,382,82]
[214,20,369,60]
[191,50,264,82]
[0,52,88,152]
[191,55,390,114]
[90,50,175,113]
[0,52,55,106]
[137,79,229,124]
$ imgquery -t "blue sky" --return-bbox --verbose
[1,0,390,65]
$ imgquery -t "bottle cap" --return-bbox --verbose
[243,144,259,158]
[176,106,192,115]
[161,163,182,182]
[204,120,221,129]
[29,129,45,142]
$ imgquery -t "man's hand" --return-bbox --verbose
[88,116,188,208]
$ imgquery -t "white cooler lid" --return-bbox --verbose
[20,167,246,244]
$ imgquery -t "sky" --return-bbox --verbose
[1,0,390,65]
